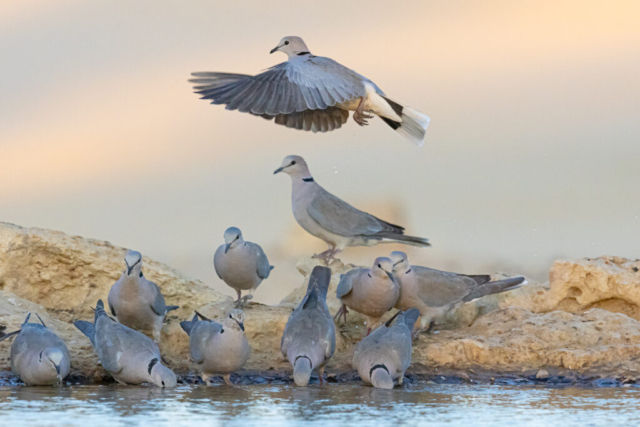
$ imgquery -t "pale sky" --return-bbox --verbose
[1,1,639,304]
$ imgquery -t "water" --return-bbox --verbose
[0,384,638,426]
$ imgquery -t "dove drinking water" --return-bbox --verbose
[74,300,177,388]
[180,309,250,386]
[0,313,70,386]
[281,266,336,386]
[190,36,430,145]
[352,309,419,389]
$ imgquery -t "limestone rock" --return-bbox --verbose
[3,220,640,382]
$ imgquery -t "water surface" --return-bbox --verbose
[1,383,638,426]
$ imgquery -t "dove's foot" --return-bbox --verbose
[312,249,341,265]
[353,97,373,126]
[333,304,349,325]
[353,110,374,126]
[223,374,234,386]
[235,294,253,308]
[318,366,326,385]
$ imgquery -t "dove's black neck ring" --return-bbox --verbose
[295,355,312,369]
[148,358,159,374]
[302,177,314,183]
[370,364,389,378]
[297,51,311,56]
[406,268,412,274]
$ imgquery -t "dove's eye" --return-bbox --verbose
[284,41,290,45]
[139,272,143,278]
[291,161,296,165]
[378,264,382,269]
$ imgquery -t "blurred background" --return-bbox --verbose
[1,1,639,304]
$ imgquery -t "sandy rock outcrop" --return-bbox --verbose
[2,221,640,383]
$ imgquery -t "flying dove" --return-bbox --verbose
[274,155,430,262]
[74,300,177,388]
[390,251,526,335]
[180,308,250,386]
[214,227,273,307]
[190,36,430,146]
[108,250,179,343]
[334,257,400,335]
[352,309,419,389]
[281,266,336,386]
[0,313,70,386]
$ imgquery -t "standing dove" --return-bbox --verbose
[390,251,526,335]
[108,250,179,343]
[0,313,70,386]
[180,308,250,386]
[274,155,430,262]
[190,36,430,146]
[74,300,177,388]
[335,257,400,335]
[281,266,336,386]
[214,227,273,306]
[352,309,419,389]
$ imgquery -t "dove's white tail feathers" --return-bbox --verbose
[380,97,430,147]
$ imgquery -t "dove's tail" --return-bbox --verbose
[180,313,199,336]
[380,97,430,147]
[377,233,431,248]
[463,277,527,303]
[74,320,97,348]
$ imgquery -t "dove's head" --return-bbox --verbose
[293,356,312,386]
[370,365,394,389]
[273,155,312,179]
[390,251,410,274]
[270,36,310,57]
[124,250,143,277]
[223,227,244,253]
[149,359,177,388]
[372,257,395,281]
[41,348,66,381]
[225,308,245,332]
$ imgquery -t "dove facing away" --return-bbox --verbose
[180,309,250,386]
[274,155,430,262]
[281,266,336,386]
[74,300,177,388]
[108,250,179,343]
[214,227,273,307]
[0,313,70,386]
[335,257,400,336]
[190,36,430,146]
[352,309,419,389]
[390,251,526,335]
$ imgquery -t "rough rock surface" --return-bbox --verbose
[2,221,640,385]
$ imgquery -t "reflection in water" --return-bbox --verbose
[1,384,640,426]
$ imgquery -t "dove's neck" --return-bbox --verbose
[286,51,312,60]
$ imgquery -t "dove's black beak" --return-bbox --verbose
[270,45,280,54]
[236,320,245,331]
[273,166,284,174]
[224,243,231,254]
[55,364,61,375]
[385,271,394,281]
